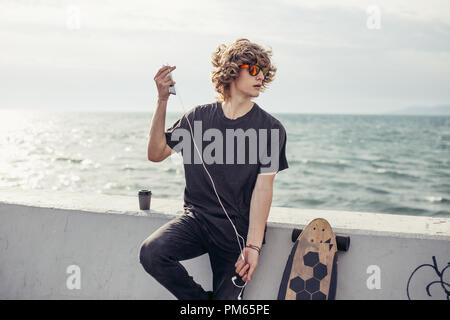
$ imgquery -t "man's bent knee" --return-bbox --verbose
[139,237,165,276]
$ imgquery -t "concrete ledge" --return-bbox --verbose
[1,187,448,239]
[0,187,449,300]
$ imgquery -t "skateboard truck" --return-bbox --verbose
[291,228,350,252]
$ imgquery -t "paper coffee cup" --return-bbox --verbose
[138,190,152,210]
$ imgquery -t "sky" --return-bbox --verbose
[1,0,450,114]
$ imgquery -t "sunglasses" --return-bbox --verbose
[240,64,270,78]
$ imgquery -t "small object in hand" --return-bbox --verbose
[138,189,152,210]
[163,63,176,95]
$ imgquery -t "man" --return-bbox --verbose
[139,39,289,300]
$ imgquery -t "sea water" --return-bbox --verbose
[0,109,448,217]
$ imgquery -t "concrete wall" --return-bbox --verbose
[0,187,449,300]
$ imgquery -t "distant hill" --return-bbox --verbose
[389,105,450,115]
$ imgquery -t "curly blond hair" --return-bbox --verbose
[211,38,277,103]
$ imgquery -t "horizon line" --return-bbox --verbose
[1,107,449,116]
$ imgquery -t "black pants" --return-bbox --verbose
[139,211,246,300]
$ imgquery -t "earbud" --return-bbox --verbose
[231,275,248,288]
[231,276,246,300]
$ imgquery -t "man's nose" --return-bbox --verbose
[256,70,264,80]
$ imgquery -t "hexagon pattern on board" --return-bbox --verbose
[287,250,330,300]
[303,251,319,267]
[289,276,305,293]
[305,278,320,293]
[313,263,328,280]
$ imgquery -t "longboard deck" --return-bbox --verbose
[278,218,338,300]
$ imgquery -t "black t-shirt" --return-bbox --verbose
[164,101,289,253]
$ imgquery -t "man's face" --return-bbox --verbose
[233,65,265,98]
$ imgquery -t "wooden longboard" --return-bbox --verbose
[278,218,338,300]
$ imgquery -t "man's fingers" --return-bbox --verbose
[155,65,171,79]
[154,67,168,79]
[160,77,175,86]
[247,264,256,281]
[243,271,251,282]
[242,264,257,282]
[162,66,176,79]
[238,264,249,277]
[235,260,244,273]
[155,66,176,80]
[235,258,244,268]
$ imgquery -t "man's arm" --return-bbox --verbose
[235,172,276,282]
[148,98,173,162]
[246,172,276,247]
[148,65,177,162]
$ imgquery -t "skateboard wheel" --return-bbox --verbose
[291,228,350,252]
